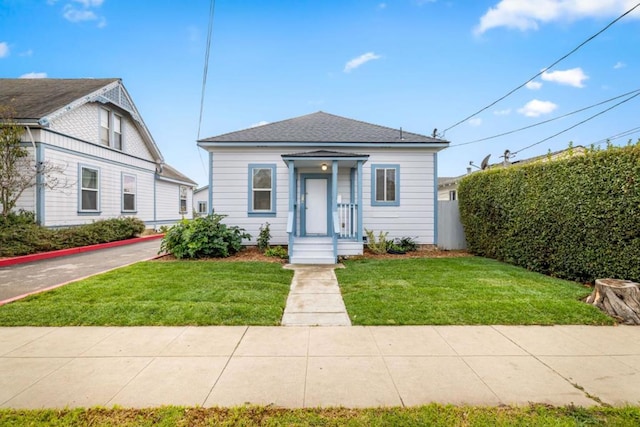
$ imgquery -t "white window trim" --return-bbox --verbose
[122,173,137,213]
[99,107,124,150]
[179,186,188,214]
[79,164,100,213]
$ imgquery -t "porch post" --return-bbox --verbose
[357,160,363,243]
[287,160,296,258]
[332,160,339,262]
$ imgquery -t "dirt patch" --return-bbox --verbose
[155,246,470,263]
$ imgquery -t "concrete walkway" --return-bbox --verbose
[281,265,351,326]
[1,325,639,409]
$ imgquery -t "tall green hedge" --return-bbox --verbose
[458,143,640,283]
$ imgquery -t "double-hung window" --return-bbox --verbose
[122,174,136,212]
[248,164,276,216]
[100,108,123,150]
[371,164,400,206]
[79,165,100,212]
[179,186,188,214]
[197,201,207,214]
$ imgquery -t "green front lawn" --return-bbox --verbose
[336,257,613,325]
[1,405,639,426]
[0,261,292,326]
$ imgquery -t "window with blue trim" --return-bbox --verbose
[371,164,399,206]
[122,173,137,212]
[79,165,100,212]
[248,164,276,216]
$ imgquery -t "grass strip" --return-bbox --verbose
[0,404,639,426]
[336,257,613,325]
[0,261,292,326]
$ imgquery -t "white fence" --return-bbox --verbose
[437,200,467,250]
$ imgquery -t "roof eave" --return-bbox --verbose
[198,141,450,149]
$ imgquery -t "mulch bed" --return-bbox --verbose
[154,246,470,263]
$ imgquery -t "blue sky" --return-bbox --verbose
[1,0,639,186]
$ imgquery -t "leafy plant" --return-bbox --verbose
[365,228,389,254]
[394,236,418,252]
[160,214,251,259]
[257,222,271,252]
[264,245,288,259]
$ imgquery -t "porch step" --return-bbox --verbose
[290,237,335,265]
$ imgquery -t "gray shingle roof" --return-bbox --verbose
[0,78,120,120]
[282,150,369,158]
[198,111,447,144]
[159,164,198,186]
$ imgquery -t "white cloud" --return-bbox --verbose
[468,117,483,127]
[494,108,512,116]
[20,72,48,79]
[344,52,382,73]
[0,42,8,58]
[378,3,387,10]
[250,121,269,128]
[541,67,588,87]
[525,81,543,90]
[614,61,626,69]
[517,99,558,117]
[19,49,33,57]
[53,0,106,27]
[475,0,640,35]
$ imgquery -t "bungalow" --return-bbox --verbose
[0,78,196,228]
[197,111,449,264]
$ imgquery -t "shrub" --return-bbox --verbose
[395,236,418,252]
[458,142,640,283]
[0,215,146,257]
[257,222,271,252]
[264,245,288,259]
[365,229,389,254]
[160,214,251,259]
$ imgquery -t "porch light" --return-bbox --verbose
[321,163,328,171]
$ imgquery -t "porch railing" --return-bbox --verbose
[337,203,358,239]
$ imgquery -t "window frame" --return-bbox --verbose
[121,173,137,213]
[370,164,400,207]
[197,201,207,214]
[78,164,100,213]
[99,107,124,150]
[449,190,457,201]
[179,185,188,214]
[247,163,277,217]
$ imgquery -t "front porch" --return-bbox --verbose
[282,151,368,264]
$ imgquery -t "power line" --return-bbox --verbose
[513,91,640,155]
[197,0,216,140]
[449,88,640,148]
[590,126,640,146]
[441,1,640,136]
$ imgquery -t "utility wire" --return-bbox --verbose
[441,1,640,136]
[449,88,640,148]
[197,0,216,140]
[195,0,217,180]
[513,91,640,155]
[590,125,640,146]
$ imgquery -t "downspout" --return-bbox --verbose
[25,126,42,225]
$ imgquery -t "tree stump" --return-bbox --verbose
[586,279,640,325]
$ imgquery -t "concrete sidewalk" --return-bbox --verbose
[1,325,639,409]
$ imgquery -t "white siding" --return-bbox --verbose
[362,148,436,244]
[193,187,209,215]
[48,103,155,162]
[209,146,438,246]
[41,145,156,227]
[155,180,193,223]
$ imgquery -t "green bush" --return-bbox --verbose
[0,215,146,257]
[458,142,640,283]
[365,229,390,254]
[264,245,288,259]
[160,214,251,259]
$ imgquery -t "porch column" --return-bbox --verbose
[332,160,339,261]
[357,160,363,242]
[287,160,296,257]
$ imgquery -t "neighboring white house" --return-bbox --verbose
[193,185,209,216]
[0,78,196,228]
[197,111,449,264]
